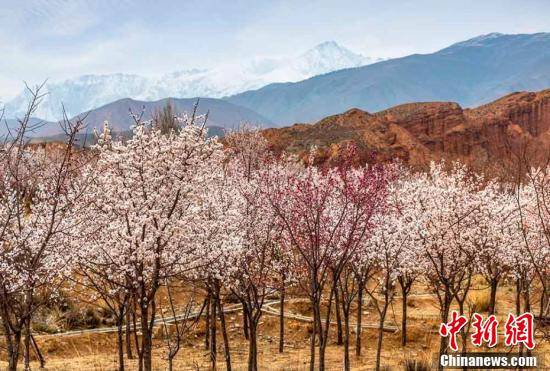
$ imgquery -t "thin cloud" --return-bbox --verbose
[0,0,549,100]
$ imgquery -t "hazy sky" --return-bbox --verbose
[1,0,549,100]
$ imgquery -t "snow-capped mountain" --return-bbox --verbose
[6,74,150,121]
[5,42,382,121]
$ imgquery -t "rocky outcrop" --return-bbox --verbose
[263,89,550,169]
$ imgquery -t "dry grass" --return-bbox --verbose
[403,354,432,371]
[468,289,492,313]
[1,282,549,370]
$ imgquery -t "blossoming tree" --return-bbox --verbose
[78,115,225,371]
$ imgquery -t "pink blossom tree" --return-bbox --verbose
[262,147,388,371]
[190,157,243,371]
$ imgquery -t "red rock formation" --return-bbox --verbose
[263,89,550,170]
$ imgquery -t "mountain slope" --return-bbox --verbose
[5,42,380,121]
[263,89,550,169]
[228,33,550,125]
[1,97,271,138]
[76,97,272,133]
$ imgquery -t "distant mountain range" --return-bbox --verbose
[4,41,380,121]
[1,97,271,138]
[228,33,550,124]
[4,32,550,138]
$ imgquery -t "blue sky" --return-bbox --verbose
[1,0,549,99]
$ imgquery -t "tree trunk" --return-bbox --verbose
[334,286,343,345]
[168,357,174,371]
[309,297,317,371]
[398,276,412,347]
[343,310,351,371]
[375,305,388,371]
[205,294,211,350]
[318,285,335,371]
[438,288,452,371]
[23,317,31,371]
[139,299,154,371]
[318,335,326,371]
[7,331,21,371]
[247,319,258,371]
[401,289,408,346]
[458,300,468,357]
[515,278,524,359]
[523,284,532,358]
[355,279,364,357]
[210,293,217,369]
[489,278,498,315]
[216,295,232,371]
[31,334,45,369]
[539,286,548,319]
[242,300,249,340]
[279,284,285,353]
[516,278,522,315]
[131,307,143,371]
[523,286,531,312]
[125,309,133,359]
[116,320,125,371]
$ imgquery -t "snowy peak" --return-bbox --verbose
[302,41,364,64]
[6,74,151,121]
[4,42,382,121]
[295,41,369,75]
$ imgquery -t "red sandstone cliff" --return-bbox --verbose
[263,90,550,169]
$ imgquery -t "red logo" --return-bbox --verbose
[471,313,498,347]
[439,311,535,351]
[439,311,468,351]
[504,313,535,350]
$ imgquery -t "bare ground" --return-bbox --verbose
[1,282,549,370]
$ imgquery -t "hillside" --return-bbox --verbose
[263,89,550,169]
[71,97,272,133]
[2,97,271,138]
[228,33,550,125]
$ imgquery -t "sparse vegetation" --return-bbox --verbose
[468,289,492,313]
[404,356,432,371]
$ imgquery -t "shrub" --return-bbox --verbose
[32,321,59,334]
[404,357,431,371]
[62,307,101,329]
[469,290,491,313]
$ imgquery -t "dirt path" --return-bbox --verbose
[37,295,402,339]
[262,298,398,332]
[37,302,246,338]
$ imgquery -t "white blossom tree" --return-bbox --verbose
[0,86,87,371]
[78,114,225,371]
[224,127,283,371]
[375,166,426,349]
[516,166,550,318]
[408,163,482,361]
[470,181,518,315]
